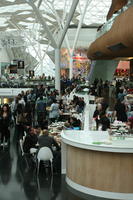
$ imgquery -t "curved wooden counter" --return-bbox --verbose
[61,131,133,200]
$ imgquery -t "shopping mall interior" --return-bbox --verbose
[0,0,133,200]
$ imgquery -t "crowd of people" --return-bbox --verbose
[0,80,86,172]
[0,75,132,174]
[92,78,133,131]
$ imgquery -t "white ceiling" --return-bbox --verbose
[0,0,112,76]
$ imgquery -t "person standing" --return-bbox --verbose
[36,96,47,126]
[49,99,60,123]
[15,103,25,141]
[99,111,110,131]
[114,99,127,122]
[23,127,38,153]
[0,104,11,146]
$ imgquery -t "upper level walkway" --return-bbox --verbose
[0,88,30,97]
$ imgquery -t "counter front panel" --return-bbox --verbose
[67,145,133,193]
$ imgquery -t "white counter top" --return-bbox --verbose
[61,130,133,153]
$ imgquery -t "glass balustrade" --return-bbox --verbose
[96,2,133,38]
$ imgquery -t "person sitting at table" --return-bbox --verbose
[69,117,81,130]
[38,129,60,152]
[64,122,72,130]
[34,125,42,135]
[38,129,61,172]
[23,127,38,153]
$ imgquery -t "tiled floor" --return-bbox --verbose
[0,130,112,200]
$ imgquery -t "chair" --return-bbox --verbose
[37,147,53,176]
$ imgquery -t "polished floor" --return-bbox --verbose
[0,130,113,200]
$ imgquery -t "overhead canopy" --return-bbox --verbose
[0,0,112,76]
[87,5,133,60]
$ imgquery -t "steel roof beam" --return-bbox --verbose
[37,0,43,8]
[58,0,79,48]
[72,0,93,52]
[26,0,57,48]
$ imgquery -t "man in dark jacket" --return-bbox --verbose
[36,96,47,126]
[99,111,110,131]
[23,127,38,153]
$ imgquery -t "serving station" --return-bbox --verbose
[61,130,133,200]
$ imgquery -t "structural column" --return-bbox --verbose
[69,56,73,80]
[55,48,61,93]
[83,94,90,130]
[0,63,1,77]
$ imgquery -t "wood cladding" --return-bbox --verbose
[107,0,128,20]
[87,6,133,60]
[66,145,133,193]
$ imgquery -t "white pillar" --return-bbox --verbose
[83,94,90,131]
[0,63,1,76]
[55,48,61,93]
[69,55,73,80]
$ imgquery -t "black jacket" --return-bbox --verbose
[23,134,38,153]
[100,116,110,131]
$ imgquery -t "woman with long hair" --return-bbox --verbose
[0,104,11,146]
[15,103,25,141]
[23,102,32,126]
